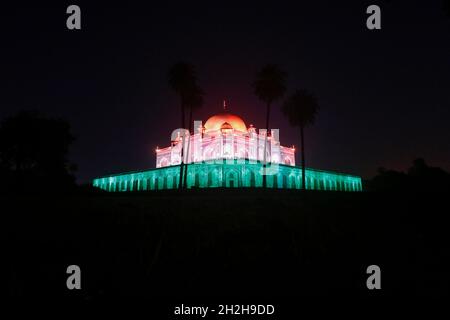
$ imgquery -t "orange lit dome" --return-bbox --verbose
[204,113,247,133]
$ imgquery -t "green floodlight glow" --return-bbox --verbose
[92,160,362,192]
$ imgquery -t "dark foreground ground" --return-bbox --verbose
[5,188,450,300]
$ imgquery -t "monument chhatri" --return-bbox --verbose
[93,105,362,192]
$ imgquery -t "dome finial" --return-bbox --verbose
[223,99,227,111]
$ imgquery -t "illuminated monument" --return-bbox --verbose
[93,112,362,192]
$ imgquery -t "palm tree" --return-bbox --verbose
[168,62,198,189]
[186,85,204,133]
[444,0,450,17]
[183,84,204,188]
[282,89,319,190]
[253,64,287,187]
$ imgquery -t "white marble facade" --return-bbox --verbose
[156,113,295,168]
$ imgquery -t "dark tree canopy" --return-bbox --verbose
[444,0,450,17]
[369,158,450,192]
[168,62,199,107]
[0,111,76,193]
[282,89,319,128]
[253,64,287,105]
[185,84,204,111]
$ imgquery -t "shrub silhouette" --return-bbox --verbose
[369,158,450,192]
[0,111,76,193]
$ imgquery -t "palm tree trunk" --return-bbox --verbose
[265,102,271,135]
[300,125,306,190]
[263,102,271,188]
[183,108,193,189]
[181,102,185,130]
[188,107,193,133]
[178,102,185,190]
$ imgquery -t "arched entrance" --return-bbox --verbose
[288,175,296,189]
[194,173,200,188]
[282,175,288,188]
[250,171,256,187]
[272,175,278,188]
[225,170,239,188]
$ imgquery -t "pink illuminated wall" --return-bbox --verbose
[156,113,295,168]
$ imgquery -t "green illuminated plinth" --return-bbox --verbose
[93,161,362,192]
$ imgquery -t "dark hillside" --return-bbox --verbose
[5,189,449,298]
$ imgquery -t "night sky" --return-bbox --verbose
[2,1,449,183]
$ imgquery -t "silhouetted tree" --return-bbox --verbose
[0,111,75,193]
[253,64,287,187]
[444,0,450,17]
[183,84,204,188]
[369,167,409,192]
[282,89,319,190]
[408,158,450,190]
[369,158,450,191]
[186,85,204,133]
[168,62,199,190]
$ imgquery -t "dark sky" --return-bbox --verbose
[1,1,449,183]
